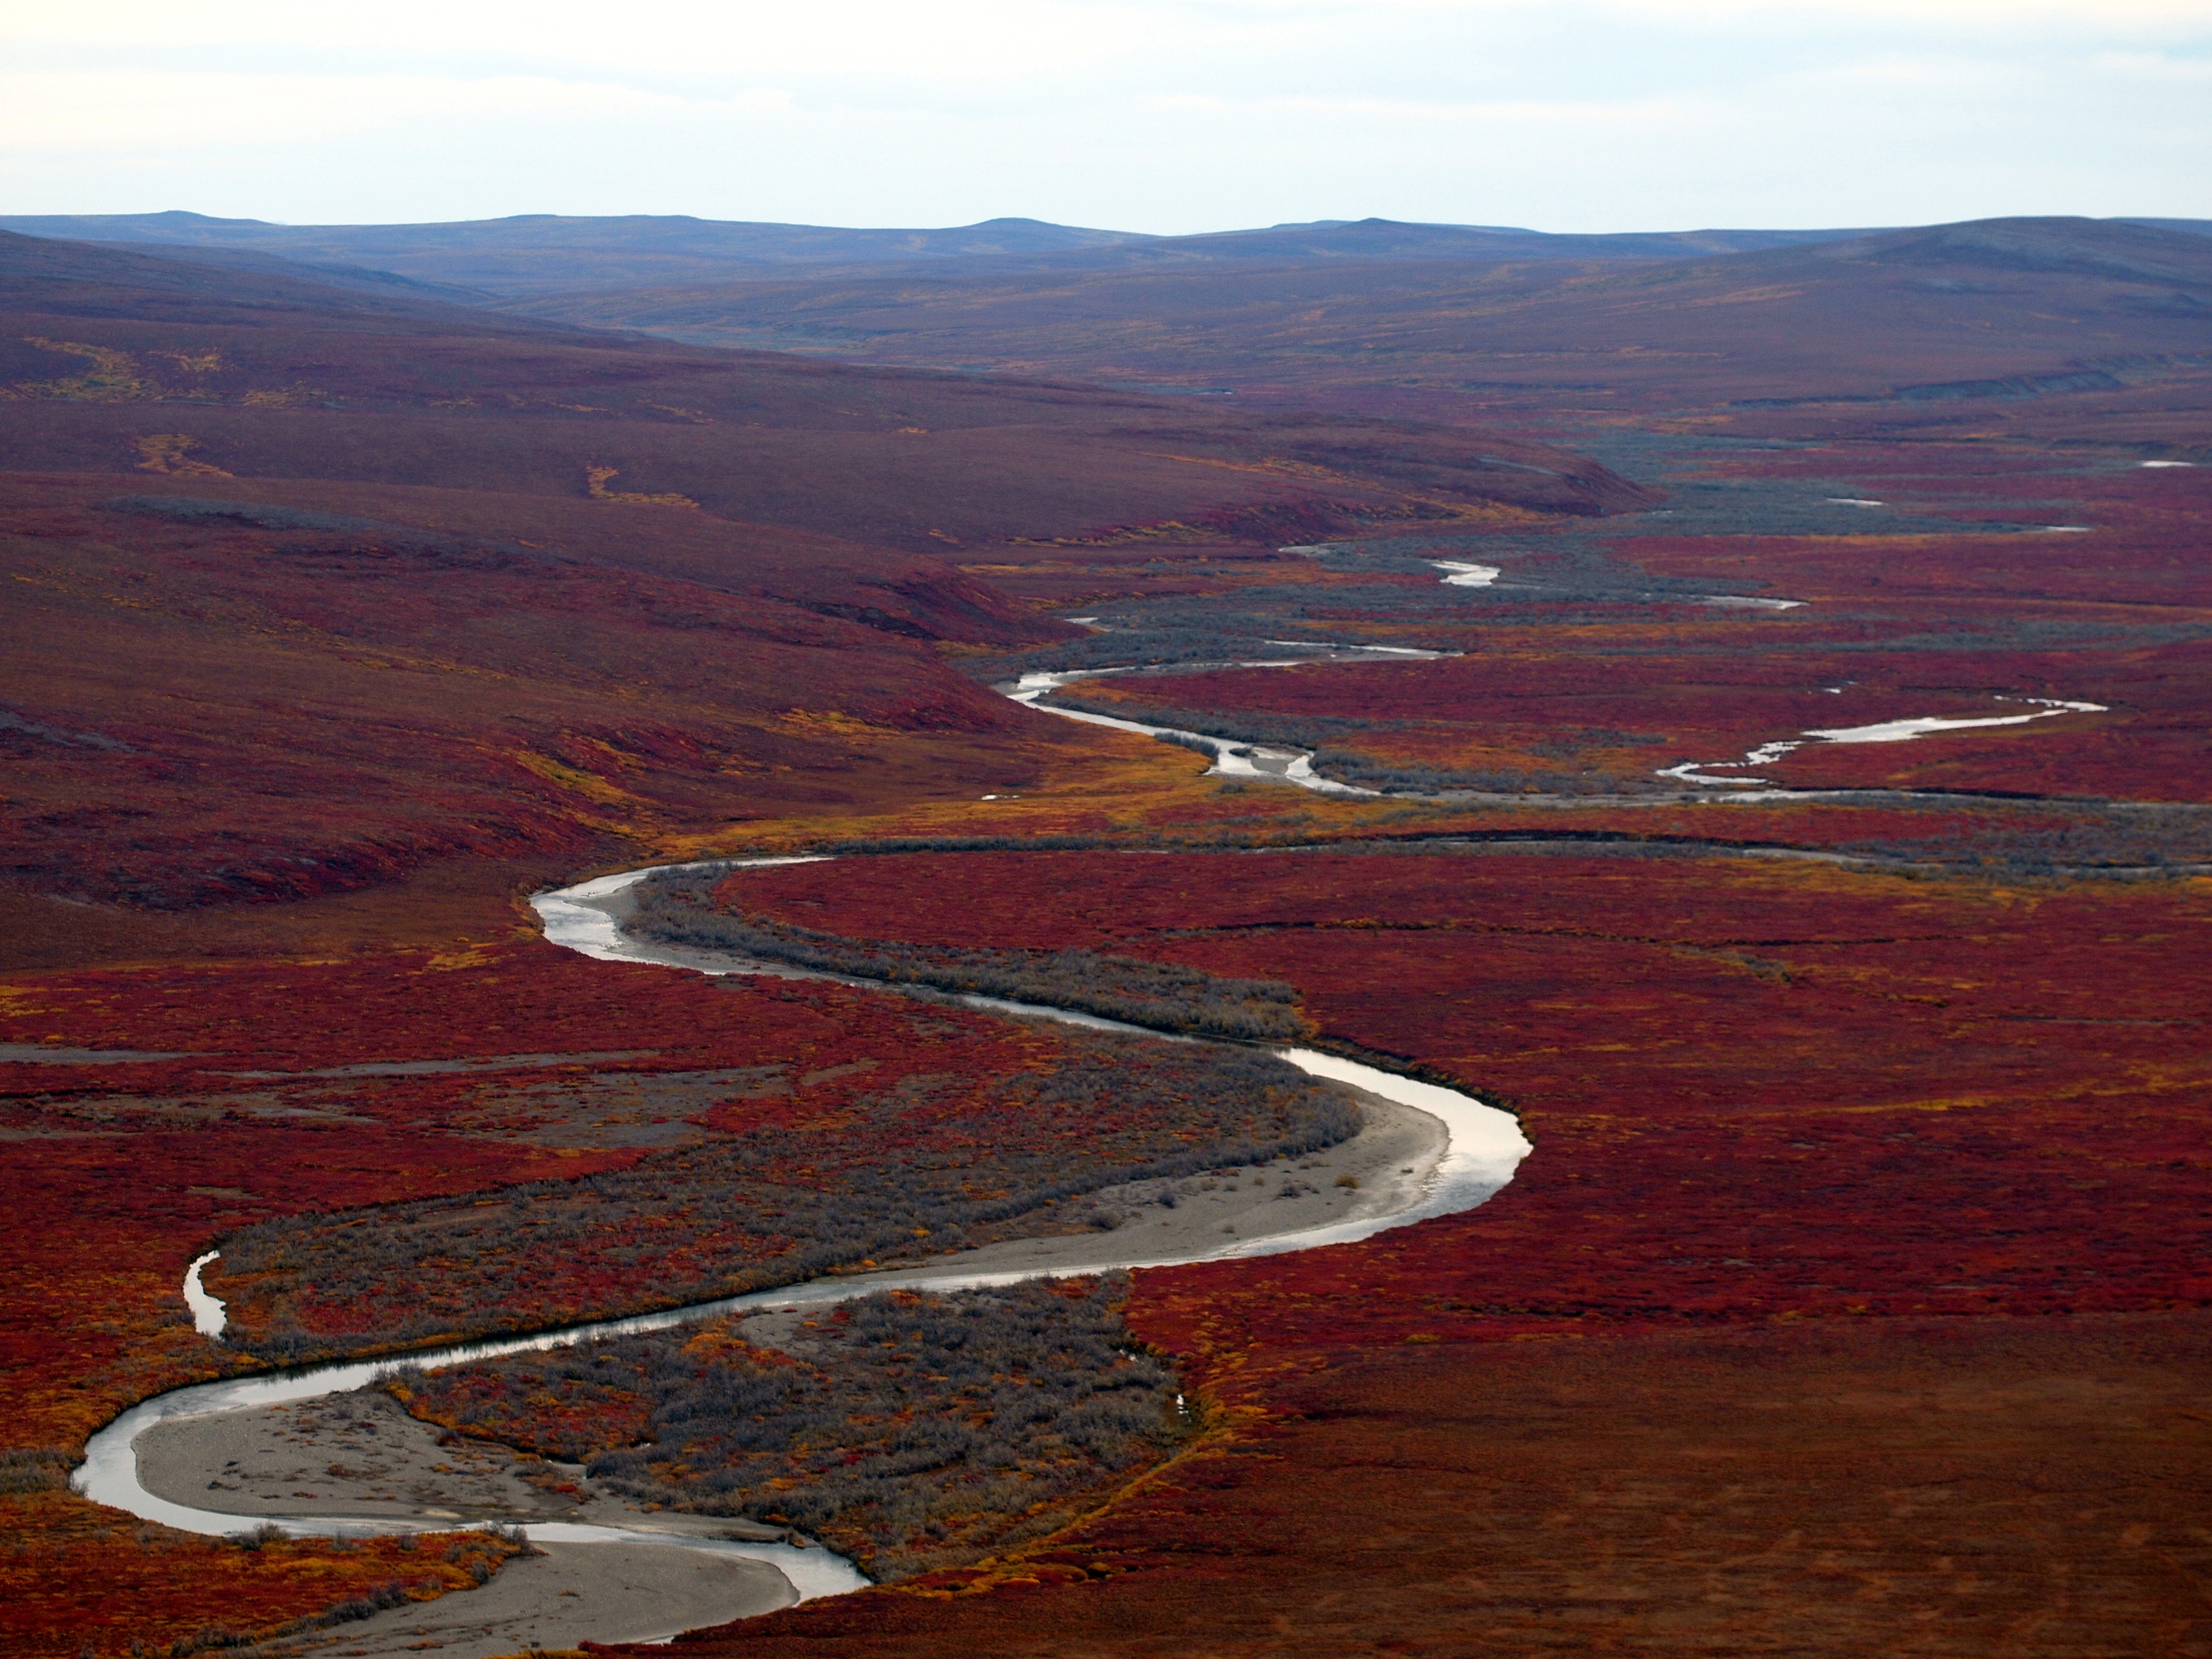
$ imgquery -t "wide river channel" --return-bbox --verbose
[75,856,1531,1629]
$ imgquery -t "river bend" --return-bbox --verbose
[81,857,1527,1631]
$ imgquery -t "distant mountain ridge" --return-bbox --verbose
[485,215,2212,422]
[9,209,2205,299]
[1005,217,1891,270]
[8,211,2209,436]
[0,212,1155,296]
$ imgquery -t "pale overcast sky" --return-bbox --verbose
[5,0,2208,232]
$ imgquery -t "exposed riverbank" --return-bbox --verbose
[262,1541,791,1659]
[136,1384,795,1654]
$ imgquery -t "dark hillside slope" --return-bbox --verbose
[0,230,567,328]
[0,233,1651,543]
[516,217,2212,422]
[0,474,1055,939]
[1830,215,2212,285]
[1426,216,2212,406]
[80,241,496,304]
[2120,217,2212,239]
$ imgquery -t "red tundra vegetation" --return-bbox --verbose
[0,1492,531,1659]
[593,844,2210,1656]
[723,848,2211,1342]
[619,1313,2212,1657]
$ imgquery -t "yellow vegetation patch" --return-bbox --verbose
[509,749,646,808]
[1633,415,1736,432]
[585,465,698,507]
[416,945,496,973]
[13,337,159,402]
[775,709,906,744]
[1683,285,1805,308]
[0,986,60,1019]
[1144,451,1354,482]
[1011,499,1541,551]
[659,729,1347,860]
[239,384,328,408]
[134,434,232,476]
[1407,498,1548,525]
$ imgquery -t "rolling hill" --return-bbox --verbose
[497,217,2212,427]
[0,210,2060,296]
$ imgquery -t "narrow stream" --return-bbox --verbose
[80,858,1528,1622]
[1000,655,2109,806]
[1659,697,2108,786]
[1003,669,1382,796]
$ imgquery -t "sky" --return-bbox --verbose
[5,0,2209,233]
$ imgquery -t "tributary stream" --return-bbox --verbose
[997,649,2109,805]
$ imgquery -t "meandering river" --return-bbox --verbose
[69,627,2132,1641]
[79,857,1528,1629]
